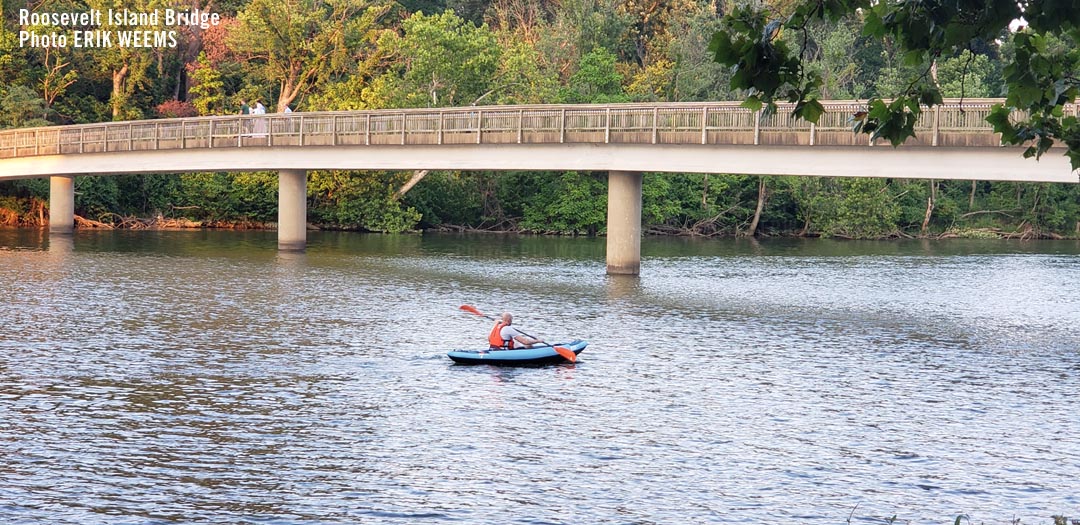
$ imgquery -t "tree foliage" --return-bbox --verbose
[367,10,501,107]
[229,0,389,112]
[188,53,226,116]
[710,0,1080,170]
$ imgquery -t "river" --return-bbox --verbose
[1,228,1078,524]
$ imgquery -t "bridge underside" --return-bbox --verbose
[14,142,1078,275]
[2,143,1076,183]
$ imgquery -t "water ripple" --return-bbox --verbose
[1,231,1078,524]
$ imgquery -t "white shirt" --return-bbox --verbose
[499,325,526,347]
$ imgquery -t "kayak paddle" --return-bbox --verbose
[459,304,577,363]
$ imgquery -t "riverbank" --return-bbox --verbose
[3,185,1079,240]
[5,173,1080,240]
[5,216,1074,241]
[3,206,1077,241]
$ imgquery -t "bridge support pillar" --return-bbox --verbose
[278,169,307,251]
[49,175,75,234]
[606,170,642,275]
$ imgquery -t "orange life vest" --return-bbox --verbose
[488,321,514,349]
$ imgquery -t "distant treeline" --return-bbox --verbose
[2,0,1078,238]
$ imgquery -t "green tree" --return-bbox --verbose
[552,0,633,59]
[669,8,735,101]
[308,170,422,232]
[403,170,486,227]
[518,171,607,234]
[485,37,560,104]
[641,172,687,226]
[230,0,390,112]
[802,18,860,99]
[365,10,501,108]
[561,47,628,103]
[188,52,226,116]
[936,50,996,98]
[813,178,901,238]
[74,176,120,221]
[114,174,184,216]
[627,58,674,101]
[0,85,52,128]
[79,0,166,120]
[0,14,28,88]
[177,172,279,223]
[35,47,79,109]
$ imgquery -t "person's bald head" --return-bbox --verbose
[501,312,513,324]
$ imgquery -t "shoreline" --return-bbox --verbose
[1,219,1075,241]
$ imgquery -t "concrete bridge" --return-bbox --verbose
[2,99,1077,274]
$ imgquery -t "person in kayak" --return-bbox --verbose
[488,312,545,350]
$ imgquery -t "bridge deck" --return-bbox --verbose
[1,99,1077,183]
[0,99,1050,158]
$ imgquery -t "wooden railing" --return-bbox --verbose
[1,99,1071,160]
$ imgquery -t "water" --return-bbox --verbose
[2,229,1078,524]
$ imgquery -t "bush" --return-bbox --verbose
[155,100,197,119]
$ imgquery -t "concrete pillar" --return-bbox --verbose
[278,169,307,251]
[606,170,643,275]
[49,175,75,234]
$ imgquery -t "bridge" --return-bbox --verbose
[2,99,1077,274]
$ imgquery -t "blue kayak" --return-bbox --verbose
[447,339,587,366]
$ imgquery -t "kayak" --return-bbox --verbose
[447,339,587,366]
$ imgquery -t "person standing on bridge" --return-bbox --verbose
[251,100,267,136]
[488,312,545,349]
[239,99,249,115]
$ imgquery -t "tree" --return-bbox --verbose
[486,37,560,104]
[802,18,861,99]
[0,86,52,128]
[552,0,633,60]
[709,0,1080,170]
[230,0,390,112]
[188,52,226,116]
[519,171,607,234]
[619,0,698,68]
[561,47,628,103]
[37,47,79,108]
[80,0,164,120]
[936,49,997,98]
[365,10,502,107]
[668,8,736,101]
[308,170,422,232]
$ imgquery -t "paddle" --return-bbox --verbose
[459,304,577,363]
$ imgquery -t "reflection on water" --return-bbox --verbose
[603,274,642,301]
[1,229,1078,524]
[47,232,73,254]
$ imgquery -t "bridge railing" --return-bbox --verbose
[1,99,1072,160]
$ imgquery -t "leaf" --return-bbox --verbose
[1037,136,1054,158]
[986,104,1018,142]
[708,32,736,64]
[918,87,943,107]
[741,95,763,112]
[862,9,885,37]
[901,49,926,67]
[1066,149,1080,171]
[866,98,890,120]
[794,98,825,124]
